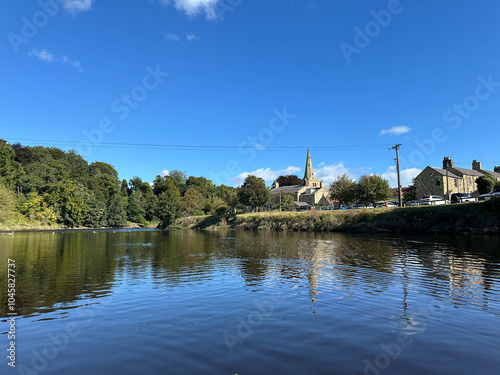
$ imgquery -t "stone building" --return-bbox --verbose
[415,157,500,199]
[271,149,331,207]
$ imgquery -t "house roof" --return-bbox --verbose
[481,169,500,179]
[451,167,484,177]
[270,185,303,194]
[428,167,460,179]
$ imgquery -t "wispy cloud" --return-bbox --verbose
[159,0,220,20]
[163,32,181,42]
[380,125,411,136]
[163,32,200,42]
[381,165,421,188]
[230,166,301,186]
[186,33,200,41]
[29,48,84,72]
[59,0,95,15]
[160,169,170,177]
[28,48,55,62]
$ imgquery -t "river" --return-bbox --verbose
[1,229,499,374]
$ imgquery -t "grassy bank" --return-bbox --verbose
[0,218,159,232]
[171,200,500,234]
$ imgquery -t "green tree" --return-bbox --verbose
[476,175,498,194]
[107,195,127,227]
[211,197,228,215]
[186,176,214,198]
[357,174,391,204]
[0,186,16,222]
[156,179,181,227]
[329,173,357,206]
[237,176,270,210]
[270,192,294,210]
[179,186,205,216]
[127,191,146,224]
[168,170,188,195]
[275,175,302,186]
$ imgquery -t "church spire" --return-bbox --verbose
[304,148,315,180]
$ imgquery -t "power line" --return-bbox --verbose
[3,138,394,151]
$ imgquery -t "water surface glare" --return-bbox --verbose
[1,229,499,374]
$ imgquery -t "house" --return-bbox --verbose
[271,149,331,207]
[415,157,500,199]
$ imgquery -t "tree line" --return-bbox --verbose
[1,140,399,228]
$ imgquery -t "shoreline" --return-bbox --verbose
[170,201,500,235]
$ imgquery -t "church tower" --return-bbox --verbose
[303,149,322,188]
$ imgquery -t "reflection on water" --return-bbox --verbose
[0,230,499,374]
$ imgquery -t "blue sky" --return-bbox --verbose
[2,0,499,187]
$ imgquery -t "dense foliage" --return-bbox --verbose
[330,173,391,205]
[275,174,302,186]
[0,140,243,228]
[476,175,500,194]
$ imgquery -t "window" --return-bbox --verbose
[469,177,472,184]
[454,180,458,187]
[436,178,441,186]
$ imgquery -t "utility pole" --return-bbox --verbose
[390,144,403,207]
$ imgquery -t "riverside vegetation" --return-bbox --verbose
[172,201,500,234]
[1,139,499,233]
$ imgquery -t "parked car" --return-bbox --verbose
[451,193,476,203]
[352,203,374,209]
[478,188,500,201]
[375,201,398,208]
[419,195,449,205]
[406,200,421,206]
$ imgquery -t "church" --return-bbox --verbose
[270,149,332,207]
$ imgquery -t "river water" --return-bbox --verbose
[1,229,499,375]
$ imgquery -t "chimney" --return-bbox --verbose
[443,157,453,170]
[495,166,500,173]
[472,160,482,171]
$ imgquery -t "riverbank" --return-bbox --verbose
[0,221,158,232]
[171,200,500,234]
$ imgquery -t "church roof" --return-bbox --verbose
[270,185,303,194]
[304,148,315,180]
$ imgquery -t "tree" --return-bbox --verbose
[179,186,205,216]
[237,176,270,210]
[156,179,181,227]
[476,175,498,194]
[0,186,15,223]
[186,176,214,198]
[270,192,294,210]
[275,175,302,186]
[107,195,127,227]
[329,173,357,206]
[357,174,391,204]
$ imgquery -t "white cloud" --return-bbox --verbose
[59,0,95,15]
[230,166,301,186]
[314,162,356,185]
[159,0,220,20]
[380,125,411,136]
[163,32,180,42]
[28,48,55,62]
[160,169,170,177]
[28,48,84,72]
[186,33,200,41]
[381,165,421,188]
